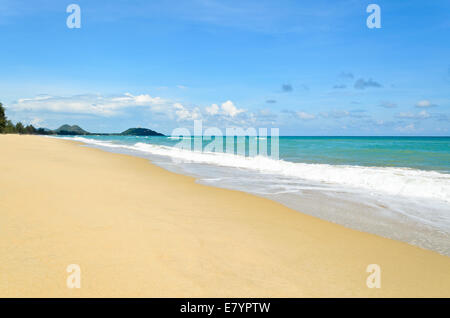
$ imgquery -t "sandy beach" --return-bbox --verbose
[0,134,449,297]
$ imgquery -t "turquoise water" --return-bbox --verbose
[279,137,450,173]
[77,136,450,173]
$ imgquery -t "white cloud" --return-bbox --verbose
[205,103,220,115]
[11,93,280,128]
[205,100,245,118]
[396,123,416,132]
[12,93,167,116]
[415,100,436,108]
[133,93,164,105]
[221,100,245,117]
[418,110,431,118]
[174,103,201,121]
[13,93,246,123]
[296,111,315,120]
[397,110,430,119]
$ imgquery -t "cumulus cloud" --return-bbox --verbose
[173,103,201,121]
[13,93,166,116]
[205,103,220,115]
[354,78,382,89]
[415,99,437,108]
[205,100,245,117]
[221,100,244,117]
[12,93,253,128]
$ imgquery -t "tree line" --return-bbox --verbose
[0,102,52,135]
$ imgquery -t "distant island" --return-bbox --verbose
[119,128,165,136]
[53,124,90,135]
[41,125,165,137]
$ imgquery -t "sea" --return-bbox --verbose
[57,135,450,256]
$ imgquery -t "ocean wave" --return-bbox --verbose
[63,136,450,203]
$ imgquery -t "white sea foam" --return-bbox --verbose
[63,136,450,203]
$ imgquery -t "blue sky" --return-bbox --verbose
[0,0,449,135]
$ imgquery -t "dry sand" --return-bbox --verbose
[0,135,449,297]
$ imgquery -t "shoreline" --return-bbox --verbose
[59,135,450,256]
[0,135,449,297]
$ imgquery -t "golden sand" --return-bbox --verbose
[0,135,449,297]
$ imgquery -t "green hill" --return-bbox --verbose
[120,128,165,136]
[53,125,90,135]
[49,125,164,136]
